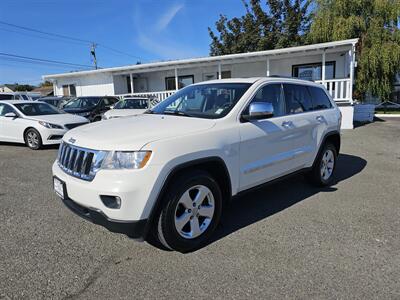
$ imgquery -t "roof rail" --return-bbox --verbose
[267,75,314,81]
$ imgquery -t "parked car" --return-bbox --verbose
[62,96,119,122]
[0,92,33,101]
[0,100,89,150]
[52,77,341,252]
[102,97,150,120]
[37,96,72,109]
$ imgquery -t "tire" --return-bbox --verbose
[93,116,101,122]
[24,128,43,150]
[154,170,222,253]
[308,143,337,186]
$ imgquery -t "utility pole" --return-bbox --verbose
[90,43,97,69]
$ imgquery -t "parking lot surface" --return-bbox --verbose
[1,118,399,299]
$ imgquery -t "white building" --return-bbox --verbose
[43,38,358,128]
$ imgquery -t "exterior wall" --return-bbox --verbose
[114,52,348,94]
[54,73,114,96]
[113,75,128,95]
[0,86,14,93]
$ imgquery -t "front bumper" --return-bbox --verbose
[60,192,147,238]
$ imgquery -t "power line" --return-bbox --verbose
[0,21,145,61]
[0,52,94,68]
[0,20,92,44]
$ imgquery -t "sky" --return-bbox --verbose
[0,0,247,86]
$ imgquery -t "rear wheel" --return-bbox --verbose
[308,143,337,186]
[154,170,222,253]
[24,128,43,150]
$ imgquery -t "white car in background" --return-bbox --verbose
[0,92,33,101]
[0,100,89,150]
[102,97,150,120]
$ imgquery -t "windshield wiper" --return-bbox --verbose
[162,110,193,117]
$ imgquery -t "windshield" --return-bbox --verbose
[63,97,100,109]
[14,102,63,116]
[150,83,252,119]
[115,98,149,109]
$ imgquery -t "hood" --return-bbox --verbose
[104,109,147,118]
[63,114,216,151]
[25,113,89,125]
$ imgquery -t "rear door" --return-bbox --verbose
[282,83,319,168]
[238,83,298,191]
[307,85,338,156]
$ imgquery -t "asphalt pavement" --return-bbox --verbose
[0,118,399,299]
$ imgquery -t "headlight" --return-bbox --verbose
[78,112,90,117]
[99,151,152,170]
[38,121,63,129]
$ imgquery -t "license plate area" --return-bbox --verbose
[53,177,66,199]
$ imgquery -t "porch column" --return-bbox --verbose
[174,68,179,90]
[129,73,134,94]
[321,50,326,83]
[218,63,222,79]
[266,57,270,76]
[52,81,57,96]
[349,45,355,104]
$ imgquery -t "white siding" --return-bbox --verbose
[54,73,114,96]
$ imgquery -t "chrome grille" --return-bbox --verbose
[57,142,98,181]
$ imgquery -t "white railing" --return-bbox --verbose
[315,78,352,103]
[117,90,176,103]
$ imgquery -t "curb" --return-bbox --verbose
[375,114,400,118]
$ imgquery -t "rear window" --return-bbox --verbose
[283,84,313,114]
[308,86,333,110]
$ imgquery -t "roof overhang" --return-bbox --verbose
[43,38,358,80]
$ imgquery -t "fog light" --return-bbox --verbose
[100,195,121,209]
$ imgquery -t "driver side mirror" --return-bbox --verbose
[242,102,274,121]
[5,112,18,118]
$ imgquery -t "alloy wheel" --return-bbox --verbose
[320,149,335,180]
[27,131,39,148]
[174,185,215,239]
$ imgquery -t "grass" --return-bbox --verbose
[375,109,400,114]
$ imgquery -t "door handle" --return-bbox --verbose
[282,121,293,128]
[316,115,325,123]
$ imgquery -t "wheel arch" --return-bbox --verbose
[312,130,340,168]
[144,156,232,238]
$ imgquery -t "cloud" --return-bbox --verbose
[132,2,202,60]
[137,33,201,60]
[155,3,184,32]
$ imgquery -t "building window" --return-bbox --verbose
[292,62,335,81]
[62,84,76,96]
[165,75,194,90]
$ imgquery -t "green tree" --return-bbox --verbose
[208,0,312,56]
[308,0,400,102]
[14,84,35,91]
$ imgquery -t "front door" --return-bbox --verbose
[0,103,25,143]
[238,83,298,191]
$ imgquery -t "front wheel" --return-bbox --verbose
[155,170,222,253]
[24,128,43,150]
[308,143,337,186]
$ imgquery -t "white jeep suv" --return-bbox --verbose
[52,77,341,252]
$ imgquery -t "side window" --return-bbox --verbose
[244,84,285,117]
[308,86,332,110]
[283,84,313,114]
[0,104,15,116]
